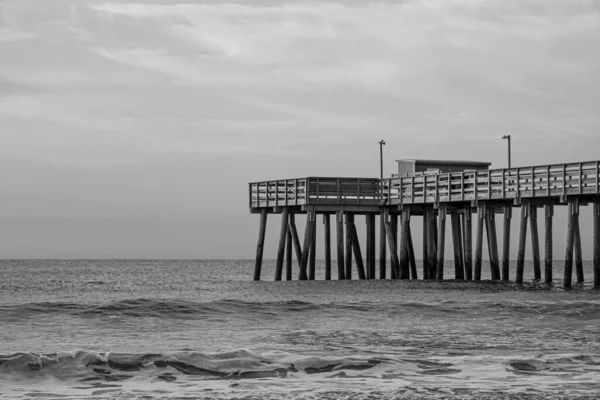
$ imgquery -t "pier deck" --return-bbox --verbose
[249,160,600,288]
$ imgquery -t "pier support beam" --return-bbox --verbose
[366,213,376,279]
[474,206,484,281]
[275,208,290,281]
[436,205,447,280]
[485,209,500,280]
[345,213,354,280]
[422,213,429,279]
[336,211,345,280]
[379,211,387,280]
[391,214,399,279]
[427,208,437,279]
[516,204,528,284]
[451,211,464,280]
[463,207,473,281]
[350,222,367,280]
[309,213,317,281]
[324,214,331,281]
[544,205,554,284]
[399,208,411,279]
[594,202,600,288]
[502,207,512,281]
[253,209,268,281]
[289,214,303,268]
[529,205,541,280]
[299,211,316,280]
[574,213,584,284]
[563,199,578,289]
[407,225,418,280]
[384,211,401,279]
[286,228,293,281]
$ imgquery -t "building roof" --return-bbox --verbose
[395,159,492,166]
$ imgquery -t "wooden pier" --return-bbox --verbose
[249,160,600,288]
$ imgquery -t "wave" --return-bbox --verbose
[2,298,600,322]
[0,349,382,383]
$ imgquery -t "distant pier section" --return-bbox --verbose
[249,159,600,288]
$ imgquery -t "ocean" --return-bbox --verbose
[1,259,599,399]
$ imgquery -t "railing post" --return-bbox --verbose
[597,161,600,194]
[461,172,465,201]
[487,170,492,199]
[473,172,478,201]
[315,178,320,205]
[531,167,535,197]
[579,162,583,194]
[563,164,567,197]
[516,169,520,200]
[502,169,506,199]
[547,166,551,197]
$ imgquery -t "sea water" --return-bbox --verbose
[1,260,599,399]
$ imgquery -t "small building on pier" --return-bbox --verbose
[395,159,491,177]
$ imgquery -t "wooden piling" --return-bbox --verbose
[407,225,418,280]
[309,213,317,281]
[516,204,528,284]
[350,223,367,280]
[573,213,584,284]
[436,206,447,280]
[463,208,473,281]
[474,206,484,281]
[545,205,553,284]
[422,214,429,279]
[399,209,411,279]
[486,210,500,280]
[324,214,331,281]
[366,213,376,279]
[345,213,354,280]
[286,229,293,281]
[451,212,464,280]
[379,211,387,280]
[253,209,268,281]
[275,208,289,281]
[502,207,512,281]
[563,200,576,289]
[336,211,345,280]
[384,214,401,279]
[427,208,437,279]
[594,202,600,288]
[299,211,314,281]
[391,214,399,279]
[289,214,303,267]
[529,205,541,280]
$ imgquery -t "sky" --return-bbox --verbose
[0,0,599,259]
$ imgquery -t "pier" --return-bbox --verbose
[249,160,600,288]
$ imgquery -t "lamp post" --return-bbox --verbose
[378,140,386,179]
[502,135,511,168]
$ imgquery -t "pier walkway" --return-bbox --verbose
[249,160,600,288]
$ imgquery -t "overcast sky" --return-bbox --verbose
[1,0,599,259]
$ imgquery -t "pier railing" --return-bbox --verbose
[249,177,380,208]
[249,161,600,209]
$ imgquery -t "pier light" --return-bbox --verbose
[502,134,511,168]
[378,140,386,179]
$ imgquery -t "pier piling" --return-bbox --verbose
[529,205,541,280]
[384,212,401,279]
[253,209,268,281]
[391,213,399,279]
[366,213,376,279]
[502,207,512,281]
[486,209,500,280]
[289,214,303,267]
[544,205,553,284]
[563,199,577,289]
[309,213,317,281]
[336,211,345,280]
[379,212,387,280]
[594,202,600,288]
[516,205,528,284]
[436,206,447,280]
[427,208,437,279]
[451,211,464,280]
[324,214,332,280]
[350,222,367,280]
[345,213,354,280]
[286,227,293,281]
[474,206,484,281]
[573,213,584,284]
[275,208,289,281]
[463,207,473,280]
[399,209,411,279]
[407,225,418,280]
